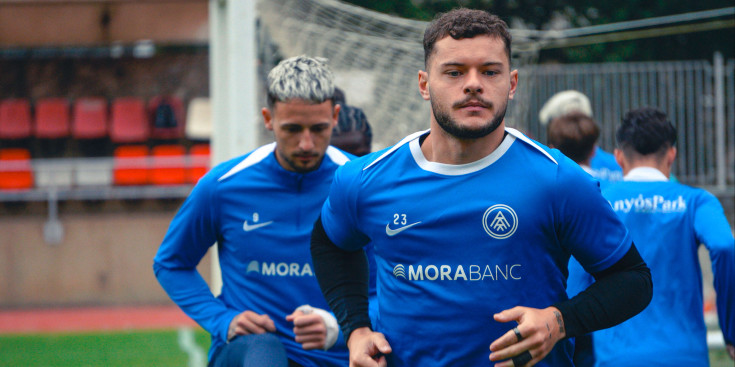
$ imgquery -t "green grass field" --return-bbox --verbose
[0,329,731,366]
[0,328,211,367]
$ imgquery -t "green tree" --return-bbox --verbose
[343,0,734,62]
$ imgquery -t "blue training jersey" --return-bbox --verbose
[153,143,351,366]
[591,167,735,367]
[321,128,632,367]
[589,146,623,183]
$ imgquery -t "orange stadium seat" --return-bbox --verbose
[112,145,149,186]
[0,148,34,190]
[150,144,187,186]
[0,98,33,141]
[187,143,210,183]
[110,97,149,144]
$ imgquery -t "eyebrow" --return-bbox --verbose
[440,61,505,68]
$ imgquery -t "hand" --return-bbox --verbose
[286,306,331,350]
[489,306,566,367]
[727,343,734,360]
[346,327,392,367]
[227,310,276,341]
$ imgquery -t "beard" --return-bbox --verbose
[431,96,507,140]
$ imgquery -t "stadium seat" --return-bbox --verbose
[185,97,211,143]
[34,98,70,139]
[34,159,74,189]
[34,98,71,157]
[0,148,34,190]
[72,97,110,157]
[72,97,108,139]
[112,145,150,186]
[148,95,185,141]
[74,158,113,187]
[0,99,33,146]
[110,97,149,144]
[187,143,210,183]
[150,144,187,186]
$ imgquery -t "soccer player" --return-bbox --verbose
[153,56,351,367]
[331,103,372,157]
[539,90,623,183]
[589,107,735,366]
[310,8,652,367]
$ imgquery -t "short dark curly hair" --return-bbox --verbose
[423,8,512,67]
[616,107,677,158]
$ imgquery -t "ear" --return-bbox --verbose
[262,107,274,131]
[508,69,518,100]
[614,148,627,172]
[666,147,677,167]
[331,104,341,128]
[418,70,430,101]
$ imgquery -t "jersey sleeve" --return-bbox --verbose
[693,191,735,344]
[152,172,239,343]
[555,159,632,274]
[320,161,371,251]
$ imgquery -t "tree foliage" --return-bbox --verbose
[343,0,734,62]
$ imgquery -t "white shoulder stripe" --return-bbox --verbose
[326,146,351,166]
[363,129,429,171]
[217,143,276,181]
[505,127,558,165]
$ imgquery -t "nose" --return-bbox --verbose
[299,130,315,151]
[463,70,483,95]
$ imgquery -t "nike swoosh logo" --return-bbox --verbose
[385,221,421,236]
[243,221,273,232]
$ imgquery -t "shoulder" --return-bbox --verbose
[205,143,277,183]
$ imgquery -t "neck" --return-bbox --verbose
[421,122,506,164]
[625,158,670,178]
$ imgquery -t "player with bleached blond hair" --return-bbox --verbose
[154,55,352,367]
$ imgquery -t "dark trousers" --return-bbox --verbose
[208,333,301,367]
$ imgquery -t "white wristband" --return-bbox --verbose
[296,304,339,350]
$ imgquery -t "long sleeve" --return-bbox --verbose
[695,192,735,345]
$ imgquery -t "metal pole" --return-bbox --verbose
[713,51,726,189]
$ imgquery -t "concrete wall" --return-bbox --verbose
[0,1,208,47]
[0,201,212,308]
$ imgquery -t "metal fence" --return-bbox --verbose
[513,52,734,195]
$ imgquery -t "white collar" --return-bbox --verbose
[623,167,668,182]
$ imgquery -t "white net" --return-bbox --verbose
[256,0,540,150]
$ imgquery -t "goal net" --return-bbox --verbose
[256,0,541,150]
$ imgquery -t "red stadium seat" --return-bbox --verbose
[34,98,70,139]
[72,97,108,139]
[148,95,185,141]
[110,97,149,144]
[150,144,187,186]
[0,148,34,190]
[112,145,150,186]
[187,143,210,183]
[0,99,32,140]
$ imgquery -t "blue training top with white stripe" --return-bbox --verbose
[590,167,735,367]
[321,127,632,367]
[153,143,351,366]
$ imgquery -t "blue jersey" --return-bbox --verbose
[589,146,623,183]
[321,128,632,367]
[153,143,351,366]
[591,167,735,367]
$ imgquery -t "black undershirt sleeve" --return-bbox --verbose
[553,243,653,338]
[310,216,371,340]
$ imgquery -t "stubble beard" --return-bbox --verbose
[431,97,508,140]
